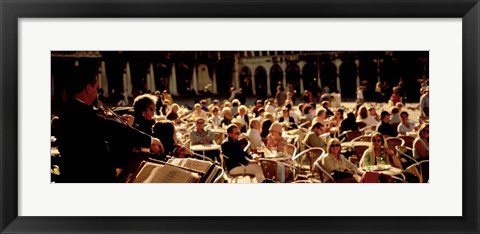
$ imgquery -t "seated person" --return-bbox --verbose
[278,107,298,130]
[132,93,157,135]
[359,132,401,169]
[389,106,401,125]
[320,138,359,183]
[247,118,263,150]
[208,106,221,127]
[260,119,273,144]
[233,105,250,132]
[152,121,191,160]
[189,117,218,161]
[252,100,263,118]
[356,106,378,127]
[189,117,215,145]
[397,111,416,135]
[376,111,398,137]
[413,123,429,160]
[220,107,233,128]
[303,122,327,149]
[191,103,208,120]
[266,122,287,153]
[166,103,186,125]
[221,124,265,182]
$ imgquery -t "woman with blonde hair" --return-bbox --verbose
[360,132,402,169]
[356,106,378,127]
[413,123,429,160]
[320,138,359,183]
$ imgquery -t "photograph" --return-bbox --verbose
[2,0,478,232]
[50,51,429,183]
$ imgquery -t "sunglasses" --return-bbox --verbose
[331,144,341,147]
[372,139,382,142]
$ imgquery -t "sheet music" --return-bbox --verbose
[133,162,162,183]
[152,164,201,183]
[167,158,212,173]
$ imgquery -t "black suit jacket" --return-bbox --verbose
[221,137,251,171]
[57,99,152,183]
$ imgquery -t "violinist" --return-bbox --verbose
[57,66,163,183]
[132,93,157,135]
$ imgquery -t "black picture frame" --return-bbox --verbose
[1,0,478,233]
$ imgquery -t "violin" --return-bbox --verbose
[95,100,131,126]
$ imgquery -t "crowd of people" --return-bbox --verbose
[51,69,430,183]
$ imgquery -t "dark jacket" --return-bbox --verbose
[58,99,152,183]
[221,136,252,171]
[376,121,398,137]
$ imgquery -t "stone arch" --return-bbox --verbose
[302,62,318,93]
[254,66,267,99]
[270,64,283,95]
[176,63,191,95]
[197,64,212,91]
[286,63,300,94]
[154,63,169,93]
[215,60,232,95]
[240,66,253,96]
[339,59,357,99]
[320,55,337,92]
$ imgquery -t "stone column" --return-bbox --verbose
[334,58,342,93]
[125,62,132,96]
[169,63,178,95]
[266,69,272,97]
[234,60,240,89]
[250,65,256,96]
[100,60,108,97]
[282,60,287,89]
[148,63,155,92]
[375,58,381,83]
[191,63,198,93]
[355,59,360,88]
[212,63,218,94]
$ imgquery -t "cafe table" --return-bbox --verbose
[357,165,403,176]
[190,144,221,155]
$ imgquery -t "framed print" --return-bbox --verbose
[1,0,479,233]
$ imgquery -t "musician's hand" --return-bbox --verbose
[151,138,164,154]
[122,114,135,126]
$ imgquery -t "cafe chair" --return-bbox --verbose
[357,121,367,129]
[298,121,312,130]
[213,131,227,145]
[386,137,405,156]
[212,168,225,183]
[418,160,429,183]
[351,145,369,166]
[344,130,363,142]
[351,135,372,143]
[259,158,298,183]
[390,175,406,183]
[220,154,256,183]
[404,161,424,183]
[243,141,251,153]
[284,143,297,158]
[292,147,325,177]
[398,135,415,148]
[395,145,418,169]
[312,161,335,183]
[238,135,249,150]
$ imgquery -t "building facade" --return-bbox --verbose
[51,51,428,104]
